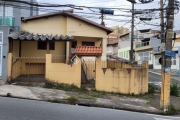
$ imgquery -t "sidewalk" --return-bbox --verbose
[149,69,180,82]
[0,84,176,115]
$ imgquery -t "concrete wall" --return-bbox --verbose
[95,59,148,95]
[46,54,81,88]
[0,26,9,82]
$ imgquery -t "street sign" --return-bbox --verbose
[165,50,176,58]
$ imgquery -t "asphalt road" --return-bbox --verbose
[148,72,180,88]
[0,97,179,120]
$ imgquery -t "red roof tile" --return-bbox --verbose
[74,46,102,56]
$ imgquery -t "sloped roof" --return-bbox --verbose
[22,11,113,34]
[74,46,102,56]
[8,31,74,41]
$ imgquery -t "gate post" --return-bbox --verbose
[7,53,13,82]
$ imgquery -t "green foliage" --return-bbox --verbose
[170,83,179,97]
[6,93,12,97]
[165,104,180,115]
[64,96,78,105]
[44,82,86,92]
[148,84,155,94]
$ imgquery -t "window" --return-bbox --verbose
[172,58,176,65]
[37,41,55,50]
[138,51,151,62]
[0,32,3,43]
[82,41,95,46]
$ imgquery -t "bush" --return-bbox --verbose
[148,84,155,94]
[65,96,78,105]
[170,83,179,97]
[165,104,179,115]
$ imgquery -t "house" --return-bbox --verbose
[107,33,118,57]
[134,29,160,68]
[118,33,131,60]
[7,10,113,87]
[0,1,38,82]
[153,30,180,70]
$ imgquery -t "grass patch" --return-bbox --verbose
[48,99,61,103]
[6,93,12,97]
[44,82,87,93]
[63,96,78,104]
[170,83,180,97]
[148,84,155,94]
[43,82,153,100]
[164,104,180,115]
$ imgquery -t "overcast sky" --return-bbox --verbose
[36,0,180,31]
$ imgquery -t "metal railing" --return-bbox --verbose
[11,57,46,82]
[136,41,150,48]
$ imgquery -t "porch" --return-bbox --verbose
[7,31,103,84]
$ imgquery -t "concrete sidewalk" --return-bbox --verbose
[0,84,166,114]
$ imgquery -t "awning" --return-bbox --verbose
[8,31,74,41]
[74,46,102,56]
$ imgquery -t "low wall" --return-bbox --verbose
[95,59,148,95]
[46,54,81,88]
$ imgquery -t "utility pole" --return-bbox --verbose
[101,13,105,26]
[130,2,135,61]
[160,0,174,111]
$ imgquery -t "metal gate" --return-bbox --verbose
[11,57,46,83]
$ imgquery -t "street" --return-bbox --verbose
[0,97,179,120]
[149,72,180,88]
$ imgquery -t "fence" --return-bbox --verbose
[81,58,96,80]
[11,57,46,82]
[96,59,148,95]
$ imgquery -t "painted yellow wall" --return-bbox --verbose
[21,41,65,57]
[7,53,12,81]
[46,54,81,88]
[13,40,19,57]
[21,15,109,60]
[75,36,101,46]
[22,16,67,35]
[67,17,107,38]
[95,59,148,94]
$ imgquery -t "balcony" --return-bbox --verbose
[135,41,151,51]
[0,16,15,26]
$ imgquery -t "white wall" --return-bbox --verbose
[153,54,178,70]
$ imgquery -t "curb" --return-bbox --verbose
[149,71,161,76]
[0,95,163,115]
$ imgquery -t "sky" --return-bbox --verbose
[36,0,180,31]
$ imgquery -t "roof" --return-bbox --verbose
[74,46,102,56]
[22,11,113,34]
[120,33,129,38]
[107,38,118,45]
[8,31,74,41]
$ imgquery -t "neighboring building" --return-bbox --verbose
[0,0,38,82]
[153,30,180,70]
[110,26,129,35]
[107,33,118,57]
[117,33,131,60]
[7,11,113,84]
[134,29,160,68]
